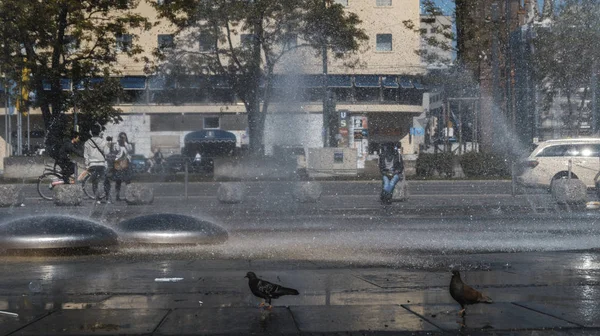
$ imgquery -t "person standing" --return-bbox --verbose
[111,132,133,201]
[149,147,164,173]
[84,125,111,203]
[378,143,404,205]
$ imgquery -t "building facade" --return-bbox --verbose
[2,0,428,164]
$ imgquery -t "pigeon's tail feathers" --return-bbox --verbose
[278,286,299,296]
[479,294,492,304]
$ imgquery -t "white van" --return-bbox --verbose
[517,138,600,189]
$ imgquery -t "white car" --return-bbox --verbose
[517,138,600,189]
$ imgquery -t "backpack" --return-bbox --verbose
[110,143,130,171]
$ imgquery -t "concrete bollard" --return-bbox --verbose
[53,184,84,206]
[217,182,245,204]
[0,185,25,207]
[293,182,322,203]
[125,184,154,205]
[551,178,586,204]
[392,175,409,202]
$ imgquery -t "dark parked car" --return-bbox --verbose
[165,154,191,174]
[130,155,149,174]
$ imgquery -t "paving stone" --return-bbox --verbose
[515,300,600,327]
[330,288,450,306]
[12,309,168,335]
[154,307,298,335]
[403,303,578,331]
[290,305,440,333]
[354,271,448,289]
[1,310,48,336]
[0,295,110,311]
[485,285,600,303]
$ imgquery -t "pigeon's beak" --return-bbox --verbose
[244,275,248,278]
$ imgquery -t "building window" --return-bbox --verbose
[376,34,392,51]
[204,117,220,129]
[282,34,297,51]
[376,0,392,6]
[116,34,133,52]
[334,0,348,6]
[199,34,216,53]
[158,34,175,49]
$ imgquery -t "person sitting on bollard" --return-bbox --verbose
[378,143,404,205]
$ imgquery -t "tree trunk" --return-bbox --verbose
[246,94,264,156]
[566,89,575,136]
[576,87,589,136]
[245,15,265,156]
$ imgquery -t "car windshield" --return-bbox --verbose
[2,0,600,334]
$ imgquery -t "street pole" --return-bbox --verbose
[592,60,598,134]
[458,101,463,155]
[17,101,21,155]
[491,2,501,152]
[3,83,7,156]
[322,0,329,148]
[27,109,30,153]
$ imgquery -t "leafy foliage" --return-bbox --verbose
[532,0,600,135]
[152,0,367,154]
[458,152,510,177]
[0,0,150,158]
[403,0,455,67]
[73,77,125,143]
[416,152,454,178]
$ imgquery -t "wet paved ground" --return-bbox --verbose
[1,181,600,334]
[1,251,600,335]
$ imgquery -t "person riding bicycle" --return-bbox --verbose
[84,125,111,203]
[56,131,81,184]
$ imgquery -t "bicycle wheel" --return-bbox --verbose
[82,173,107,200]
[37,173,62,200]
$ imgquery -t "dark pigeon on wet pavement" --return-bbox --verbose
[245,271,299,309]
[449,270,492,316]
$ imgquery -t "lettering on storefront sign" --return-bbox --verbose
[410,127,425,136]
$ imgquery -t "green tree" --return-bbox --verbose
[152,0,367,155]
[532,0,600,135]
[403,0,455,67]
[0,0,150,157]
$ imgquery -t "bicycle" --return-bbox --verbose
[37,163,106,200]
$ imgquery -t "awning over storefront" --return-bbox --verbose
[328,75,353,88]
[184,130,237,144]
[74,78,104,90]
[177,75,208,89]
[302,75,322,87]
[399,77,414,89]
[43,79,72,91]
[210,75,232,89]
[148,76,176,90]
[382,76,399,88]
[120,76,146,90]
[354,75,380,88]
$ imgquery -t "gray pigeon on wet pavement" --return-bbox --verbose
[245,272,299,309]
[449,270,492,316]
